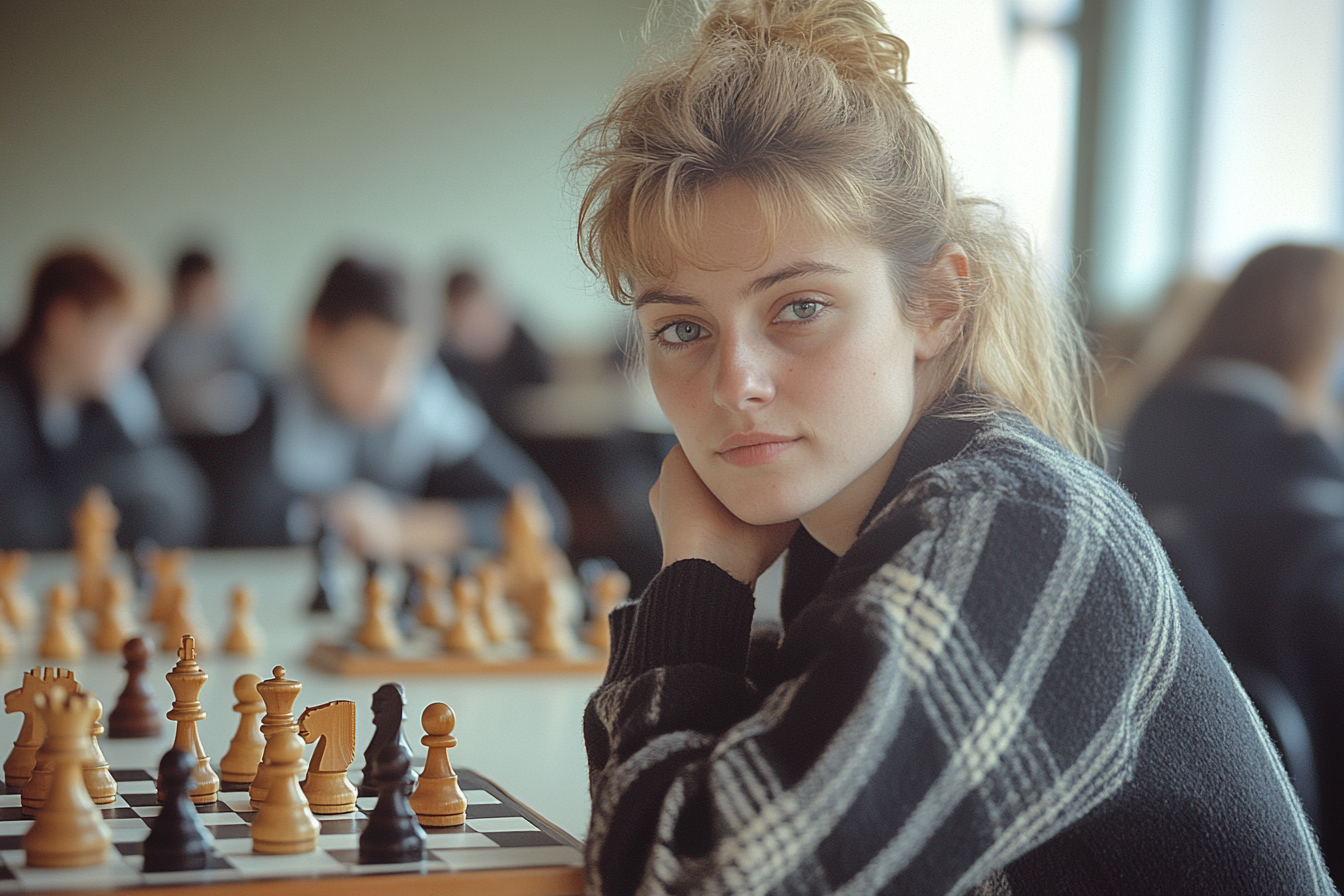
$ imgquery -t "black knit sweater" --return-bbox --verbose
[583,402,1333,895]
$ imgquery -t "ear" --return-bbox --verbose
[913,243,969,362]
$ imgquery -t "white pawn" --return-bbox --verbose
[356,575,402,652]
[250,727,319,854]
[443,576,486,655]
[92,575,136,653]
[409,703,467,826]
[38,584,84,661]
[223,585,264,655]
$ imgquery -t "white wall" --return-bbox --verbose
[0,1,650,362]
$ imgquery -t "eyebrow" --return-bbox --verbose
[633,261,851,310]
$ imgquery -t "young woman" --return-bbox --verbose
[574,1,1332,893]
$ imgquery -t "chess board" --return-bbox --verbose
[306,637,608,676]
[0,767,584,895]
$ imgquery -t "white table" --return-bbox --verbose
[8,548,601,841]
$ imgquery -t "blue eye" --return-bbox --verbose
[778,300,820,322]
[659,321,705,344]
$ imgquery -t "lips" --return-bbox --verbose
[716,433,798,467]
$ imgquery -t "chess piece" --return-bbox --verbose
[250,666,303,808]
[159,581,211,655]
[309,519,341,613]
[408,703,467,827]
[358,742,426,864]
[147,549,189,624]
[83,697,116,805]
[21,687,111,867]
[249,718,320,854]
[219,674,265,784]
[4,667,80,787]
[359,683,417,797]
[0,612,14,661]
[414,563,451,630]
[585,568,630,653]
[442,574,486,655]
[0,550,36,629]
[477,561,515,644]
[71,485,119,611]
[92,574,137,653]
[298,700,358,814]
[108,637,162,739]
[38,583,85,661]
[142,748,210,872]
[529,576,577,658]
[159,636,219,804]
[355,568,402,652]
[222,585,263,655]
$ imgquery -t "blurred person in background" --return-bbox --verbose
[0,244,210,548]
[143,247,266,439]
[203,253,569,559]
[1121,242,1344,883]
[438,265,553,440]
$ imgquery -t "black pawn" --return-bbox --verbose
[398,561,422,634]
[360,683,418,797]
[358,742,426,865]
[310,520,341,613]
[143,749,211,872]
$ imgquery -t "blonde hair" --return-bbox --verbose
[575,0,1099,460]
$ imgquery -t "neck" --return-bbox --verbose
[800,432,906,557]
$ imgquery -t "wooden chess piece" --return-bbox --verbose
[4,667,80,787]
[585,568,630,653]
[38,583,85,661]
[358,742,426,864]
[309,519,341,613]
[83,697,116,805]
[0,612,14,661]
[159,581,211,655]
[71,485,118,612]
[529,576,577,658]
[147,548,188,624]
[92,574,137,653]
[21,687,110,867]
[0,549,36,629]
[414,563,451,630]
[356,570,402,652]
[477,561,515,644]
[142,748,210,872]
[442,574,486,655]
[298,700,358,814]
[160,635,219,805]
[408,703,467,827]
[108,637,162,739]
[250,666,303,808]
[222,585,263,655]
[219,674,265,784]
[249,719,319,854]
[359,683,417,797]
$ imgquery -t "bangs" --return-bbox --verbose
[606,168,870,301]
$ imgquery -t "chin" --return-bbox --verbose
[715,484,813,528]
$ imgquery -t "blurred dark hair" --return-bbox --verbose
[171,249,216,308]
[310,256,413,329]
[6,247,133,362]
[444,268,483,307]
[1179,243,1344,385]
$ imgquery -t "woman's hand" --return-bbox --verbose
[649,444,798,585]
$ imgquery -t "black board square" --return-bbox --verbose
[484,831,563,849]
[0,806,28,821]
[193,801,238,814]
[207,823,252,840]
[101,806,143,819]
[318,818,365,836]
[120,792,158,807]
[0,862,15,881]
[112,769,154,782]
[466,803,514,819]
[116,841,142,857]
[0,835,24,851]
[220,781,251,793]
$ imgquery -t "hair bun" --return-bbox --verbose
[696,0,910,88]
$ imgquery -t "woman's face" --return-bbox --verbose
[635,181,947,544]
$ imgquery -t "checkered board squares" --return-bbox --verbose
[0,767,583,892]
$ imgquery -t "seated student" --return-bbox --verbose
[438,264,554,440]
[143,248,266,437]
[1122,242,1344,884]
[0,245,210,549]
[205,254,569,559]
[573,1,1331,893]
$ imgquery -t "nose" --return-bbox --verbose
[713,330,776,411]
